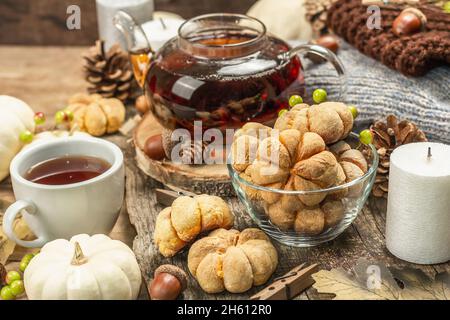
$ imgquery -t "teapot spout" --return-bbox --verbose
[114,10,153,87]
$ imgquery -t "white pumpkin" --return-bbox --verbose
[0,96,35,181]
[247,0,312,41]
[24,234,142,300]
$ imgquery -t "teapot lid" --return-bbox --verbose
[178,13,267,59]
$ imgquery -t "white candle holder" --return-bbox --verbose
[96,0,154,51]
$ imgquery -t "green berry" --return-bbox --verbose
[359,129,373,145]
[34,112,46,125]
[19,261,28,273]
[19,130,34,144]
[1,286,15,300]
[55,110,74,124]
[19,253,35,272]
[6,271,21,285]
[288,95,303,107]
[54,110,66,124]
[348,105,358,119]
[312,88,327,104]
[444,2,450,13]
[278,109,288,117]
[65,110,74,122]
[9,280,25,297]
[23,253,34,261]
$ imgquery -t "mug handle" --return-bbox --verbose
[285,43,347,101]
[3,200,48,248]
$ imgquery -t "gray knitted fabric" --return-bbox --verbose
[295,42,450,143]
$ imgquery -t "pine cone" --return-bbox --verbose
[305,0,338,37]
[178,141,208,165]
[370,114,427,198]
[82,40,135,102]
[162,129,210,164]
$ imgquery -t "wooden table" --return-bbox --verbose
[0,46,147,299]
[1,46,449,300]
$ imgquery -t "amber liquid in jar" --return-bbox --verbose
[130,49,152,88]
[143,32,304,132]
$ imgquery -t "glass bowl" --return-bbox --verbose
[227,133,379,247]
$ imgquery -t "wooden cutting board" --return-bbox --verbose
[133,113,234,196]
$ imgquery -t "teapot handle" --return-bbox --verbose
[285,44,347,101]
[114,11,154,88]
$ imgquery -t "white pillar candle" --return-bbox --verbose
[386,142,450,264]
[96,0,154,51]
[141,18,184,51]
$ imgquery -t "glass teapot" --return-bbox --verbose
[114,12,346,132]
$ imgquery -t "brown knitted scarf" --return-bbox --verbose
[327,0,450,76]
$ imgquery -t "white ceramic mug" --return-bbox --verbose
[3,137,124,248]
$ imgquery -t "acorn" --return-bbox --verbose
[307,34,340,63]
[392,8,427,37]
[135,95,150,114]
[148,264,188,300]
[144,134,166,160]
[314,34,339,53]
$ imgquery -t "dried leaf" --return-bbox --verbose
[0,199,35,264]
[391,268,450,300]
[13,218,35,241]
[0,199,14,264]
[0,229,15,265]
[313,259,450,300]
[313,260,400,300]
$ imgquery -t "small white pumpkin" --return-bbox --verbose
[0,95,35,181]
[24,234,142,300]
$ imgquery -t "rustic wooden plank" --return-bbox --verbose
[0,0,98,45]
[1,45,449,301]
[125,135,450,299]
[364,198,450,277]
[123,139,354,299]
[0,0,257,45]
[0,46,88,113]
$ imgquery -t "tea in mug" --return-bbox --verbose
[25,155,111,185]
